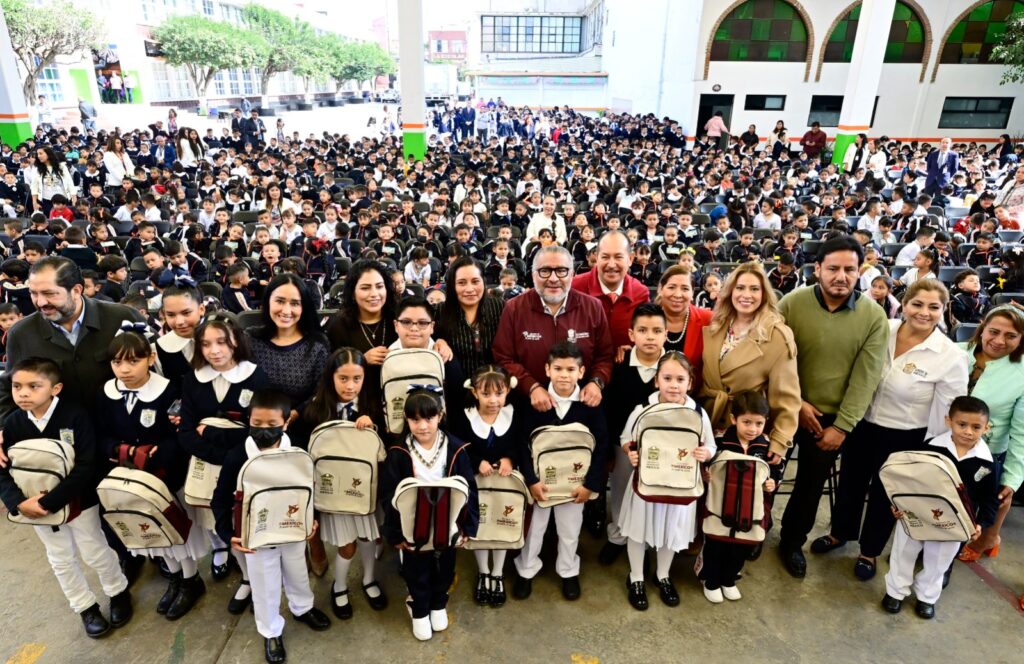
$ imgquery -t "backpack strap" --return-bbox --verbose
[412,487,433,549]
[433,486,452,550]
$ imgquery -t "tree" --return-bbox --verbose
[242,5,308,99]
[151,15,265,106]
[1,0,104,103]
[992,14,1024,84]
[327,40,395,92]
[293,32,333,97]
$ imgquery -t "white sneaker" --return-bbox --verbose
[721,585,742,601]
[703,584,724,604]
[412,616,432,641]
[429,608,448,631]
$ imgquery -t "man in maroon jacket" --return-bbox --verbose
[493,245,614,412]
[800,121,828,162]
[571,230,650,361]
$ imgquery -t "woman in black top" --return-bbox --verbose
[436,256,504,377]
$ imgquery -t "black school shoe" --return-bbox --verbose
[211,547,231,581]
[778,546,807,578]
[627,579,648,611]
[227,580,252,615]
[157,572,181,615]
[512,574,532,600]
[915,600,935,619]
[293,607,331,631]
[475,573,492,605]
[80,603,111,639]
[810,535,847,554]
[657,577,680,607]
[362,582,388,611]
[881,594,903,614]
[490,576,506,607]
[561,576,581,601]
[265,636,286,664]
[166,575,205,620]
[108,589,133,628]
[854,557,877,581]
[331,588,353,620]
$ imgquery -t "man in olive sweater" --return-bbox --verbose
[776,236,889,578]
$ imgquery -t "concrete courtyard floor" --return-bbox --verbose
[2,487,1022,664]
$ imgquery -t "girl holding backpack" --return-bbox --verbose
[618,352,716,611]
[300,348,388,620]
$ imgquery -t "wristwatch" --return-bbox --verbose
[588,377,606,390]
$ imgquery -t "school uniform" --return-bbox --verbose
[730,243,758,263]
[1,280,35,315]
[222,282,256,313]
[317,400,382,548]
[884,433,998,605]
[948,290,988,326]
[767,267,800,294]
[380,432,478,619]
[124,237,164,263]
[515,385,609,581]
[0,397,128,614]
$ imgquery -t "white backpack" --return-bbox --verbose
[183,417,245,508]
[6,438,77,526]
[98,468,192,549]
[465,470,532,551]
[703,451,771,544]
[391,476,470,551]
[630,403,707,504]
[308,420,386,516]
[236,447,315,549]
[529,423,597,508]
[381,348,445,433]
[879,450,976,542]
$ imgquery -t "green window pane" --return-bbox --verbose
[715,25,730,40]
[791,19,806,41]
[832,21,848,41]
[1012,2,1024,17]
[969,3,993,22]
[752,20,771,41]
[844,44,855,61]
[894,3,911,21]
[773,1,794,19]
[766,43,787,61]
[907,21,923,42]
[850,5,861,20]
[986,21,1006,42]
[735,1,754,19]
[711,1,808,63]
[948,21,967,42]
[885,42,904,61]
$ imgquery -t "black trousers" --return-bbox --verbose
[401,548,455,619]
[779,415,838,550]
[831,420,927,557]
[700,538,753,590]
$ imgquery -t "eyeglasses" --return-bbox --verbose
[397,319,433,330]
[534,267,571,279]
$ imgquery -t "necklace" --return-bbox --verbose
[360,320,383,347]
[409,433,446,469]
[666,307,690,344]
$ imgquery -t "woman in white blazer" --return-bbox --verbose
[103,135,134,188]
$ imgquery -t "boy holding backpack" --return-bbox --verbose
[0,358,132,638]
[212,390,330,664]
[881,396,998,619]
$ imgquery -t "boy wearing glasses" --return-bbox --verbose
[389,296,465,404]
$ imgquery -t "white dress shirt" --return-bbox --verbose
[548,384,581,420]
[28,396,60,432]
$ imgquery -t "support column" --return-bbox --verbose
[397,0,426,161]
[832,0,895,171]
[0,6,33,147]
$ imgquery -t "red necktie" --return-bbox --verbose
[608,293,619,305]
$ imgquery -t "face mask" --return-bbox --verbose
[250,425,284,449]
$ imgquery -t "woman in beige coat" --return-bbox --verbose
[699,262,801,457]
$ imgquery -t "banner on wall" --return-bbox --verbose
[545,76,606,87]
[480,76,539,87]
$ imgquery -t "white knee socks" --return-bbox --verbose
[474,550,490,575]
[358,540,380,597]
[627,540,646,583]
[180,557,198,579]
[334,551,353,606]
[656,547,675,581]
[163,556,182,574]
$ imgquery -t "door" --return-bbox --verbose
[696,94,734,138]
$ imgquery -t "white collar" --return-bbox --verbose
[195,361,258,384]
[28,396,60,428]
[548,384,580,407]
[103,374,170,402]
[336,398,359,415]
[244,432,293,459]
[600,277,624,297]
[648,392,696,408]
[465,405,514,438]
[388,338,436,351]
[157,331,193,353]
[929,431,993,462]
[629,347,663,381]
[890,320,952,355]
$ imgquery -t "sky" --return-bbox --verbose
[304,0,476,41]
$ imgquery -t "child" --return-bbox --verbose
[896,247,939,289]
[869,275,901,319]
[380,388,478,640]
[404,247,432,288]
[212,390,331,661]
[124,221,164,263]
[451,365,522,607]
[699,392,782,602]
[695,229,725,266]
[298,348,388,620]
[97,255,129,302]
[49,194,74,223]
[0,358,132,637]
[730,228,758,263]
[948,268,989,327]
[628,243,660,288]
[156,281,206,390]
[514,342,608,602]
[96,330,205,619]
[0,301,22,363]
[0,258,35,315]
[617,352,715,610]
[601,304,667,565]
[60,226,97,271]
[178,317,269,611]
[222,263,256,313]
[695,272,721,309]
[882,396,997,619]
[966,232,1000,268]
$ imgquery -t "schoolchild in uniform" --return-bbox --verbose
[388,295,465,404]
[618,352,715,610]
[97,329,205,619]
[213,390,331,663]
[0,358,132,638]
[882,396,998,619]
[156,281,206,390]
[698,392,782,603]
[600,303,667,565]
[178,316,269,613]
[450,364,522,607]
[514,341,609,602]
[299,348,389,620]
[380,388,479,641]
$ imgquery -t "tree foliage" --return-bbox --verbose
[325,40,395,90]
[151,15,265,101]
[242,5,308,95]
[992,15,1024,84]
[293,33,334,92]
[1,0,104,103]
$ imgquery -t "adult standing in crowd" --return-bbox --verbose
[810,280,967,580]
[800,122,828,162]
[571,231,650,361]
[493,245,613,411]
[957,305,1024,561]
[842,133,870,174]
[31,146,76,216]
[108,71,123,103]
[775,237,889,578]
[925,137,959,197]
[996,166,1024,222]
[704,111,730,151]
[102,135,134,189]
[435,256,504,378]
[78,97,97,133]
[769,120,789,159]
[699,262,800,456]
[656,266,713,374]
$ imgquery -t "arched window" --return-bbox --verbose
[824,2,926,63]
[941,0,1024,64]
[709,0,808,62]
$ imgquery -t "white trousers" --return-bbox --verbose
[606,443,632,545]
[246,541,314,639]
[884,527,960,604]
[514,502,583,579]
[33,505,129,613]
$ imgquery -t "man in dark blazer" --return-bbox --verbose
[924,137,959,196]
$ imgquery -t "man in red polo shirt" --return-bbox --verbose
[572,230,650,362]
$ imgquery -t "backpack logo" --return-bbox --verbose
[390,396,405,417]
[647,446,660,462]
[351,478,362,489]
[139,523,150,532]
[344,476,365,499]
[572,462,584,473]
[287,504,300,517]
[115,521,131,538]
[255,507,269,534]
[931,508,944,520]
[503,505,514,517]
[319,472,334,494]
[677,448,689,460]
[544,465,557,484]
